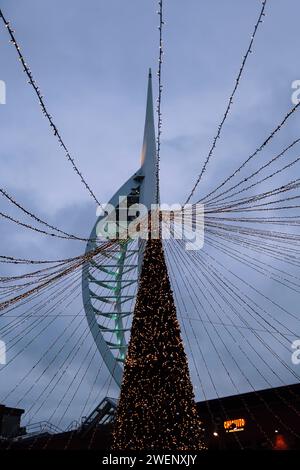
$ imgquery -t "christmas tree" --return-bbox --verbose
[112,236,205,450]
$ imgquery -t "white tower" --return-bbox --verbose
[82,70,157,387]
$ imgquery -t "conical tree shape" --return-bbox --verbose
[112,237,205,451]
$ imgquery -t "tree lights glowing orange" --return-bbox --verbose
[112,236,205,450]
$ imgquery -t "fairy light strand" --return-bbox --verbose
[199,102,300,205]
[0,188,96,242]
[0,209,91,241]
[204,137,300,206]
[168,239,300,439]
[0,8,102,208]
[156,0,164,204]
[185,0,268,204]
[0,241,116,312]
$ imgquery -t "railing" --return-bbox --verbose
[22,421,62,436]
[65,420,80,432]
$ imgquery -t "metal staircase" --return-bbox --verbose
[80,397,117,435]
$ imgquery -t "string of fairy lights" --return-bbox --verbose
[0,241,116,313]
[0,0,300,451]
[0,8,102,209]
[0,188,97,242]
[156,0,164,204]
[0,208,92,241]
[167,224,300,443]
[166,235,299,442]
[185,0,268,204]
[198,102,300,205]
[202,137,300,206]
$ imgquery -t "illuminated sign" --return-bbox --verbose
[224,418,246,433]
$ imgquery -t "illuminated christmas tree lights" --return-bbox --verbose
[112,236,205,451]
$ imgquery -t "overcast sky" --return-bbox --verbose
[1,0,300,430]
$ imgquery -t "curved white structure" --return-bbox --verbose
[82,71,157,388]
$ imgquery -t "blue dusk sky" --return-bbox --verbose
[0,0,300,429]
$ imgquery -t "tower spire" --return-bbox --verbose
[139,69,157,209]
[140,68,156,167]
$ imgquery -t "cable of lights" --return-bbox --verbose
[0,188,97,242]
[156,0,164,205]
[185,0,268,204]
[0,8,102,208]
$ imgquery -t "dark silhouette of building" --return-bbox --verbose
[196,383,300,450]
[1,384,300,450]
[0,404,25,439]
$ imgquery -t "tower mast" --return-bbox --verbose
[82,71,157,388]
